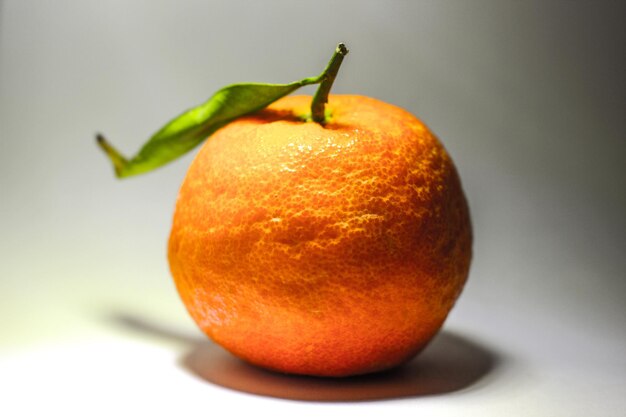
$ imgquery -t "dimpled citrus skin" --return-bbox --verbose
[168,95,472,377]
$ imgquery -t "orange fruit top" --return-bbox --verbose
[168,95,472,377]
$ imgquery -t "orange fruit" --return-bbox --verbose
[168,95,472,377]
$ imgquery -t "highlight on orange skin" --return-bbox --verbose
[168,95,472,377]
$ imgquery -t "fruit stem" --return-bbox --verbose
[311,43,349,124]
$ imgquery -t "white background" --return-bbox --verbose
[1,1,624,416]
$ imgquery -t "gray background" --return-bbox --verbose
[1,1,624,415]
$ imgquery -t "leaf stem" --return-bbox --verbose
[311,43,349,124]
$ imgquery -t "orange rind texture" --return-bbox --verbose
[168,95,472,377]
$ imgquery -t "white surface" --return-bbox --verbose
[1,1,624,416]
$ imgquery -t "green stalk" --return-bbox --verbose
[310,43,349,124]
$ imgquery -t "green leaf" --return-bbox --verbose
[97,44,350,178]
[97,77,323,178]
[97,43,351,178]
